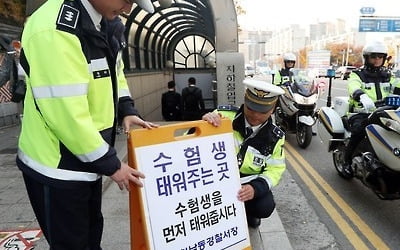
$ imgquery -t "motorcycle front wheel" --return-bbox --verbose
[332,147,353,179]
[296,124,312,148]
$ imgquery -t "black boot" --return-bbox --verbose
[247,216,261,228]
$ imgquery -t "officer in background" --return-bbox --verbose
[0,35,16,89]
[161,80,182,121]
[0,36,25,105]
[345,40,400,170]
[181,77,205,120]
[273,52,296,86]
[16,0,158,249]
[202,79,286,228]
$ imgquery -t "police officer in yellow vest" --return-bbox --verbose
[203,79,286,228]
[273,52,296,86]
[16,0,158,248]
[345,40,400,169]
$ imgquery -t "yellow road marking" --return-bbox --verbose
[285,143,389,250]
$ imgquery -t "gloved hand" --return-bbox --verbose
[282,81,291,87]
[359,94,375,111]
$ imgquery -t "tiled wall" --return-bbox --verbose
[125,71,173,122]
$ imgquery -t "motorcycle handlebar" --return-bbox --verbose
[355,98,395,114]
[375,99,386,107]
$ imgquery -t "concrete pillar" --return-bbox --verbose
[209,0,245,107]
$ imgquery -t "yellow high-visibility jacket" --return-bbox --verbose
[17,0,138,183]
[217,105,286,198]
[348,68,400,110]
[273,68,293,86]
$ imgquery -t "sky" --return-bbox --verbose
[238,0,400,31]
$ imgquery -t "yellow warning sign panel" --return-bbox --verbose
[128,119,251,250]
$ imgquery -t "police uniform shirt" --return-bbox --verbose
[244,119,261,137]
[80,0,102,31]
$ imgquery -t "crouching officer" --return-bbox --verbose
[202,79,286,228]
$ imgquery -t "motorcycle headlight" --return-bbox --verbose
[292,93,302,104]
[307,94,319,105]
[380,117,400,134]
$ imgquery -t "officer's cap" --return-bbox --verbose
[244,79,284,113]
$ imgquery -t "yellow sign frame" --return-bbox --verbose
[128,119,251,250]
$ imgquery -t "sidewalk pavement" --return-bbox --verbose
[0,124,293,250]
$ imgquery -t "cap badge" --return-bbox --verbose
[254,88,270,98]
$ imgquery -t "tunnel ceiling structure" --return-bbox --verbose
[121,0,216,71]
[25,0,238,71]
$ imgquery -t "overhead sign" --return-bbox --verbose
[359,7,375,15]
[128,120,251,250]
[307,50,331,69]
[359,17,400,32]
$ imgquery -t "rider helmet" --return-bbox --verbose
[283,52,296,69]
[362,40,388,71]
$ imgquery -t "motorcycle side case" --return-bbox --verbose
[317,107,345,151]
[366,124,400,171]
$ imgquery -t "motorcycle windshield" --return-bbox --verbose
[290,69,319,97]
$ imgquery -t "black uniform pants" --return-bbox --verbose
[22,174,104,250]
[182,110,202,121]
[345,113,369,163]
[245,188,275,219]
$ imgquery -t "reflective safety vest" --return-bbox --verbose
[217,105,286,191]
[273,68,293,86]
[348,69,399,110]
[17,0,137,183]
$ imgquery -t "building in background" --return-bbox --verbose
[239,18,400,70]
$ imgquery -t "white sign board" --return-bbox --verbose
[129,120,251,250]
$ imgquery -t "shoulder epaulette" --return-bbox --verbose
[56,2,80,34]
[272,125,285,138]
[217,105,239,112]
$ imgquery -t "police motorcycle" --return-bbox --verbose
[274,69,321,148]
[318,93,400,200]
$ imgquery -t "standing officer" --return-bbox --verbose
[16,0,158,249]
[202,79,286,228]
[161,80,182,121]
[181,77,205,121]
[0,35,16,89]
[345,40,400,170]
[273,52,296,86]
